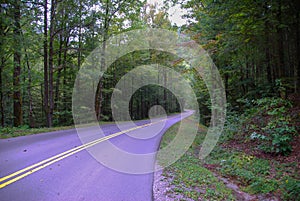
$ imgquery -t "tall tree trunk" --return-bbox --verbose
[265,12,273,84]
[96,39,107,121]
[41,83,44,122]
[140,88,143,119]
[77,0,82,71]
[296,9,300,93]
[48,0,56,127]
[0,6,6,127]
[61,34,69,124]
[55,33,63,111]
[95,1,110,121]
[245,54,249,93]
[24,49,35,128]
[129,76,133,118]
[163,67,168,112]
[277,0,284,79]
[94,0,125,120]
[0,60,4,127]
[43,0,49,127]
[13,0,23,127]
[224,73,229,99]
[240,67,246,96]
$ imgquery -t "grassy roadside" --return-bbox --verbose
[204,97,299,200]
[202,103,300,200]
[204,145,299,200]
[157,117,235,200]
[0,113,181,139]
[157,99,299,200]
[0,125,75,139]
[0,121,116,139]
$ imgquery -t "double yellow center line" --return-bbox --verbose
[0,120,163,189]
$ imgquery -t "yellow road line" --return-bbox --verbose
[0,120,163,189]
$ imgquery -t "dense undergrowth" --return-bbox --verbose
[158,96,299,200]
[228,97,299,156]
[205,96,300,200]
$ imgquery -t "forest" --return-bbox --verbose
[0,0,299,199]
[0,0,299,127]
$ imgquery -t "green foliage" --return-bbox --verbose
[260,118,297,155]
[255,97,292,112]
[220,153,277,194]
[0,125,74,138]
[244,97,298,155]
[158,119,234,200]
[0,0,148,128]
[280,177,300,200]
[245,178,278,194]
[221,111,244,141]
[0,127,15,136]
[250,117,297,155]
[206,143,300,198]
[205,95,299,198]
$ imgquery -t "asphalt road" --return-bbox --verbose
[0,111,193,201]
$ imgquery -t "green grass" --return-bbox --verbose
[0,125,75,138]
[0,112,182,139]
[204,137,300,200]
[0,121,116,139]
[158,115,300,200]
[200,101,300,200]
[157,117,234,200]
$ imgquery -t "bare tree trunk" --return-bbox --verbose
[13,0,23,127]
[77,0,82,71]
[43,0,49,127]
[0,6,7,127]
[24,49,35,128]
[224,73,229,99]
[265,22,272,85]
[240,67,246,96]
[163,67,168,112]
[95,1,109,121]
[94,0,125,120]
[296,10,300,93]
[48,0,56,127]
[61,34,69,124]
[277,0,284,79]
[0,61,4,127]
[129,75,133,118]
[41,83,44,122]
[55,32,63,111]
[264,3,273,84]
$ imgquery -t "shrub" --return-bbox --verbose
[247,97,297,155]
[251,117,297,155]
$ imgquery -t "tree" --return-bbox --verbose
[12,0,23,126]
[180,0,299,106]
[0,3,10,127]
[43,0,50,126]
[94,0,144,120]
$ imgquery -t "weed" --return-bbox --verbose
[158,118,234,200]
[280,177,300,200]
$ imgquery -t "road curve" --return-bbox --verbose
[0,111,193,201]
